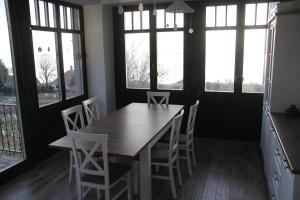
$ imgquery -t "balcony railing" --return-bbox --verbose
[0,103,24,157]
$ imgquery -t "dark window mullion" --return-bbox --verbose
[71,8,75,30]
[55,3,66,100]
[150,10,157,90]
[234,2,245,94]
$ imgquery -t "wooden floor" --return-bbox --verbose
[0,138,268,200]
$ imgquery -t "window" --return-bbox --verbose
[205,3,269,93]
[32,31,61,106]
[205,5,237,92]
[61,33,83,98]
[125,33,150,89]
[124,11,150,89]
[29,0,84,107]
[123,9,184,91]
[242,3,268,93]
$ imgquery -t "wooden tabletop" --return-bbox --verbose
[269,113,300,174]
[49,103,184,157]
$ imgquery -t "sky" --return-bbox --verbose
[0,0,13,74]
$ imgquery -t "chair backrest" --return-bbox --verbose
[68,130,109,187]
[169,110,184,161]
[185,100,199,143]
[147,91,170,105]
[82,97,100,125]
[61,105,85,131]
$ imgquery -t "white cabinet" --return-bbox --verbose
[261,113,300,200]
[261,2,300,199]
[264,1,300,113]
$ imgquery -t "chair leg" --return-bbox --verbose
[96,189,101,200]
[69,151,73,183]
[176,158,183,186]
[191,142,196,167]
[186,146,192,176]
[127,172,132,200]
[169,163,177,199]
[133,161,138,194]
[105,188,109,200]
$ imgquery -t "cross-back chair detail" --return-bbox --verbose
[185,100,199,144]
[61,105,85,183]
[147,91,170,105]
[179,100,199,176]
[151,109,184,199]
[82,97,100,125]
[68,130,132,200]
[62,105,85,131]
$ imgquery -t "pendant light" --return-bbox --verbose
[138,0,144,12]
[153,0,157,15]
[118,0,124,15]
[165,0,195,34]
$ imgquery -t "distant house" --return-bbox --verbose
[50,68,75,92]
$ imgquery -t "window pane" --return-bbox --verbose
[166,12,174,28]
[39,1,46,26]
[245,4,256,26]
[67,7,72,29]
[125,33,150,89]
[242,29,266,93]
[205,30,236,92]
[60,6,65,29]
[142,11,149,29]
[216,6,226,27]
[227,5,237,26]
[124,12,132,30]
[29,0,37,25]
[156,9,164,28]
[175,13,184,28]
[157,32,183,90]
[48,3,55,28]
[74,9,80,30]
[62,33,83,99]
[206,6,215,27]
[32,31,61,106]
[133,11,141,30]
[256,3,268,25]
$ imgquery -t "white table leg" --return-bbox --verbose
[139,145,151,200]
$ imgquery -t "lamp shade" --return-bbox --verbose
[165,0,195,13]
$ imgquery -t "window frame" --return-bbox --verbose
[122,4,186,93]
[204,1,270,94]
[29,0,87,108]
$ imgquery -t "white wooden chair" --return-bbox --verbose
[82,97,100,125]
[179,100,199,175]
[68,130,132,200]
[61,105,85,183]
[151,110,184,199]
[147,91,170,105]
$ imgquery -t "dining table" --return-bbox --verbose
[49,102,184,200]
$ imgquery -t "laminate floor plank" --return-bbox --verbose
[0,138,268,200]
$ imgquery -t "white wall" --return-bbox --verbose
[84,4,116,116]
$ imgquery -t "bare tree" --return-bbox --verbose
[38,53,56,91]
[0,59,9,87]
[125,43,168,88]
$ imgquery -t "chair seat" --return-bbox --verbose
[82,162,131,185]
[159,133,187,144]
[151,145,169,162]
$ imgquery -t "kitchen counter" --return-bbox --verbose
[270,113,300,174]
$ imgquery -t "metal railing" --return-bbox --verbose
[0,103,24,157]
